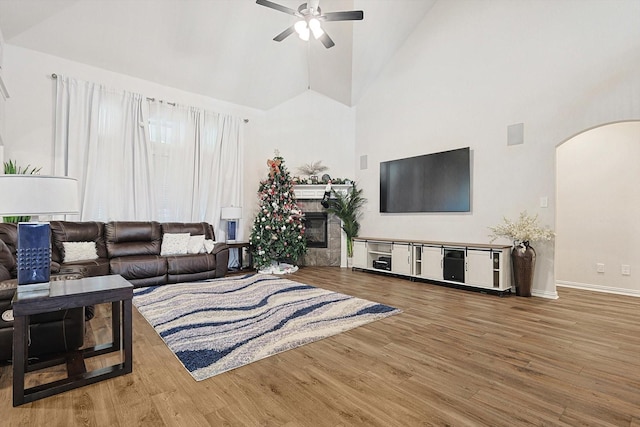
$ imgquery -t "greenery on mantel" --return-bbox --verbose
[292,177,352,185]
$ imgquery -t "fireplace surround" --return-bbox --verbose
[294,184,352,267]
[304,212,328,249]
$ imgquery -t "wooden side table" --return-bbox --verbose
[226,241,254,274]
[12,274,133,406]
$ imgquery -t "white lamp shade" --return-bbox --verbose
[221,206,242,220]
[0,175,79,216]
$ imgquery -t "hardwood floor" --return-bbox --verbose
[1,267,639,426]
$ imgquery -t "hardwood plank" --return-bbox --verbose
[1,267,639,426]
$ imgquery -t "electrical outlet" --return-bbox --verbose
[596,263,605,273]
[539,196,548,208]
[621,264,631,276]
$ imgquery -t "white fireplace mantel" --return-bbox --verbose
[293,184,352,200]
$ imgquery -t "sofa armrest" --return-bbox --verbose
[211,242,228,256]
[212,243,229,277]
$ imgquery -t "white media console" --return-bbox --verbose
[352,237,513,294]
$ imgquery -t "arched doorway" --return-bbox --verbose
[555,121,640,296]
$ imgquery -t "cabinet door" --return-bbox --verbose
[421,246,443,279]
[465,249,494,287]
[352,240,367,268]
[391,243,411,275]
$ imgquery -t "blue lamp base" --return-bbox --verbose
[227,220,237,243]
[17,222,51,292]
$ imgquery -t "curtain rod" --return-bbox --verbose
[51,73,249,123]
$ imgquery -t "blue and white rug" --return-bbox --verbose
[132,274,401,381]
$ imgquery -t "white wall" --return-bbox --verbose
[243,90,355,238]
[2,45,355,241]
[556,121,640,296]
[0,25,6,162]
[354,0,640,298]
[2,45,262,173]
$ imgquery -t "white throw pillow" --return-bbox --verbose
[63,241,98,262]
[188,234,206,254]
[203,239,216,254]
[160,233,190,256]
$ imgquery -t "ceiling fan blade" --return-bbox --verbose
[256,0,298,16]
[319,32,335,49]
[274,25,296,42]
[321,10,364,21]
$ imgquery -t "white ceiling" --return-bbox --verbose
[0,0,436,110]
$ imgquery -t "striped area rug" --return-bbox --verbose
[132,274,401,381]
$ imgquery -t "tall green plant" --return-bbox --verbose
[325,184,367,258]
[3,160,42,223]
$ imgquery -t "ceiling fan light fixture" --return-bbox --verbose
[308,18,324,39]
[298,27,310,41]
[294,20,308,35]
[257,0,364,48]
[294,19,310,41]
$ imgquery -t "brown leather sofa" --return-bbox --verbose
[0,220,229,363]
[49,221,229,287]
[0,224,85,362]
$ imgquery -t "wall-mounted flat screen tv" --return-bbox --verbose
[380,147,471,213]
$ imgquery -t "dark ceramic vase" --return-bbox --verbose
[511,242,536,297]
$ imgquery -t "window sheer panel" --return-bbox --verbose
[208,114,243,240]
[54,75,243,228]
[148,103,198,222]
[54,76,155,221]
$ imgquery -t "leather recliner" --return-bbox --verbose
[0,223,85,363]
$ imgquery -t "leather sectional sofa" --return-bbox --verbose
[0,220,229,362]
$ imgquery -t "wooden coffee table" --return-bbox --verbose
[11,275,133,406]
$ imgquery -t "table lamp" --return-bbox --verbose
[0,175,79,292]
[221,206,242,243]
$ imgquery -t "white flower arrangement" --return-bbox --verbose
[489,211,554,246]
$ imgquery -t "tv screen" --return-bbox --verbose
[380,147,471,213]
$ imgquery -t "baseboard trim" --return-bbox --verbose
[557,280,640,297]
[531,289,559,299]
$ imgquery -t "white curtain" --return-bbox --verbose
[147,102,243,235]
[54,75,243,238]
[53,76,155,220]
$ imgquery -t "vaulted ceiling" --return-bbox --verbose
[0,0,436,110]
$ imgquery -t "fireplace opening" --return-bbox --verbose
[304,212,328,248]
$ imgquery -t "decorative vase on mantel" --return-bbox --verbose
[511,242,536,297]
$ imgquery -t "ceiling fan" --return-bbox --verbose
[256,0,364,49]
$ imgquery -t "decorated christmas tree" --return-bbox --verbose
[250,153,307,271]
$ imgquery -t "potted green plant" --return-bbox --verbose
[3,160,42,223]
[489,211,554,296]
[324,183,366,264]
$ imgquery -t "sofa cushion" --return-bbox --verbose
[165,253,216,276]
[105,222,162,258]
[160,233,190,256]
[50,221,107,263]
[0,223,17,257]
[0,239,16,277]
[63,258,110,277]
[162,222,216,241]
[110,255,167,281]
